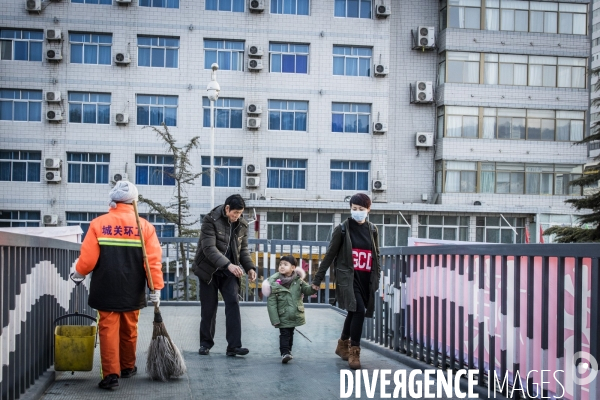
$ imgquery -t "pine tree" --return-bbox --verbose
[138,124,203,298]
[544,72,600,243]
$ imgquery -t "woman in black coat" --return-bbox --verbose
[312,193,380,369]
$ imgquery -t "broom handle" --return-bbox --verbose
[133,201,156,295]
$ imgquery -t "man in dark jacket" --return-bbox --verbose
[193,194,256,356]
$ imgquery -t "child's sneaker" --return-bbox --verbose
[281,353,293,363]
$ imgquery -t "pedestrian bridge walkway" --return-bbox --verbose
[39,306,464,400]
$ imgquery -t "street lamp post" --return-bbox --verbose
[206,63,220,210]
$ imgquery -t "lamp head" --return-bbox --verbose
[211,63,219,71]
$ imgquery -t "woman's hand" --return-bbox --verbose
[311,284,320,291]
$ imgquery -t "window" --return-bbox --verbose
[66,211,105,239]
[139,214,175,237]
[444,52,586,88]
[271,0,309,15]
[69,33,112,65]
[267,212,333,241]
[418,215,470,241]
[0,210,40,227]
[268,100,308,131]
[334,0,371,18]
[441,0,481,30]
[68,92,110,124]
[444,106,479,138]
[135,154,175,186]
[370,214,411,247]
[0,150,41,182]
[0,89,42,122]
[201,156,242,187]
[202,97,243,128]
[556,111,584,141]
[333,46,372,76]
[330,160,369,190]
[206,0,244,11]
[443,161,477,193]
[72,0,112,4]
[444,52,480,84]
[138,36,179,68]
[269,43,308,74]
[136,95,178,126]
[476,216,526,243]
[204,40,244,71]
[0,29,43,61]
[332,103,370,133]
[67,153,110,184]
[139,0,179,8]
[266,158,306,189]
[487,108,527,139]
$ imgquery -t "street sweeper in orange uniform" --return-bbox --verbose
[71,181,164,390]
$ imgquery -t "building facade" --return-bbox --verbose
[0,0,591,244]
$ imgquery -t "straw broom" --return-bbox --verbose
[133,201,187,381]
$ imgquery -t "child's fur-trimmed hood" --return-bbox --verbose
[261,267,306,297]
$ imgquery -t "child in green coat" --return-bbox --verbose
[262,255,317,363]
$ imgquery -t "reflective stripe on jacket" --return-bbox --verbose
[75,203,164,312]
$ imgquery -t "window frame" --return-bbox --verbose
[266,211,334,241]
[136,94,178,126]
[369,213,412,247]
[69,32,112,65]
[475,216,526,244]
[68,92,111,124]
[270,0,309,15]
[137,36,179,68]
[0,89,42,122]
[66,211,105,239]
[269,43,309,74]
[202,97,244,129]
[330,160,370,191]
[0,150,41,182]
[332,45,372,77]
[135,154,175,186]
[66,152,110,184]
[267,100,308,131]
[0,29,43,62]
[201,156,243,188]
[266,158,307,189]
[334,0,372,19]
[418,215,470,242]
[331,102,371,134]
[203,39,244,71]
[139,213,176,237]
[139,0,180,8]
[0,210,41,227]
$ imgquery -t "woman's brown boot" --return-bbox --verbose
[348,346,361,369]
[335,339,350,361]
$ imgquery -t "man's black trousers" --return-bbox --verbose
[199,270,242,349]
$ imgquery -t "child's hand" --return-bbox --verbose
[273,323,279,326]
[311,284,319,291]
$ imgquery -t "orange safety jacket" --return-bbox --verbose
[75,203,164,312]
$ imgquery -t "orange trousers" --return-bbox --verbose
[97,310,140,378]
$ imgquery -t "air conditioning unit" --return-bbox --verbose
[114,52,131,64]
[115,0,132,4]
[113,173,129,182]
[248,59,263,71]
[415,132,434,147]
[246,104,262,114]
[245,164,261,175]
[248,45,264,57]
[414,81,433,103]
[46,29,62,41]
[247,117,261,129]
[46,49,62,61]
[418,26,436,48]
[26,0,41,12]
[246,176,260,188]
[373,122,388,134]
[46,110,62,121]
[45,170,61,182]
[45,158,61,169]
[374,64,388,77]
[43,214,58,225]
[115,113,129,124]
[376,4,391,18]
[372,179,387,191]
[45,91,61,102]
[248,0,265,12]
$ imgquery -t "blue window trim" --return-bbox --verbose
[0,89,43,122]
[66,152,110,184]
[0,150,41,182]
[201,156,243,187]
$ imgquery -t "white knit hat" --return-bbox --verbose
[109,181,139,208]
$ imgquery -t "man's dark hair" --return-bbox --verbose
[225,194,245,210]
[279,255,297,267]
[350,193,371,209]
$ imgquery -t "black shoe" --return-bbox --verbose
[226,347,249,356]
[98,374,119,390]
[120,366,137,378]
[199,346,210,355]
[281,354,293,364]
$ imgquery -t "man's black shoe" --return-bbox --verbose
[199,346,210,355]
[226,347,249,356]
[98,374,119,390]
[120,366,137,378]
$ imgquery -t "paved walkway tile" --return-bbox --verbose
[42,306,466,400]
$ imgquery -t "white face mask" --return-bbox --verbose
[351,210,368,222]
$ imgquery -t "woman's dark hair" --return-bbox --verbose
[279,255,297,267]
[224,194,245,210]
[350,193,371,209]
